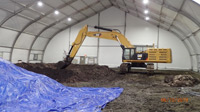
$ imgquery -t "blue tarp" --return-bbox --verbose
[0,58,123,112]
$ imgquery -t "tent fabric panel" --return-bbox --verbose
[189,36,200,54]
[13,0,35,6]
[91,3,104,12]
[161,7,177,20]
[101,0,112,7]
[160,17,173,25]
[47,12,66,22]
[60,6,76,15]
[62,0,71,3]
[173,21,191,36]
[70,0,87,10]
[19,9,41,20]
[184,39,195,55]
[40,28,59,38]
[39,17,55,25]
[182,0,200,24]
[30,2,53,14]
[24,23,46,35]
[0,9,11,23]
[53,23,67,29]
[170,27,185,39]
[177,14,199,33]
[195,31,200,43]
[81,8,95,16]
[2,15,30,31]
[42,0,65,8]
[165,0,184,9]
[82,0,98,5]
[0,0,22,12]
[14,33,35,49]
[148,1,162,14]
[32,37,49,50]
[0,28,18,47]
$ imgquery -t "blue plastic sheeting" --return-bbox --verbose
[0,58,123,112]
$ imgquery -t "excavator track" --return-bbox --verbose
[120,63,130,74]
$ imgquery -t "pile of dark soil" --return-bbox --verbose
[164,75,200,87]
[16,62,117,83]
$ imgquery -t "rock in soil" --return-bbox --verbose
[164,75,200,87]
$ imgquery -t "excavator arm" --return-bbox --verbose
[61,25,134,69]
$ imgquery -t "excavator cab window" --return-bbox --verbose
[122,48,136,60]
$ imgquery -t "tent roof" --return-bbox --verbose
[0,0,200,62]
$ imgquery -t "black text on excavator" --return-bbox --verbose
[61,25,172,73]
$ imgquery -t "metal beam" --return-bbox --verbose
[42,5,112,62]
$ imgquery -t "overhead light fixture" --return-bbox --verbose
[54,10,59,15]
[143,0,149,4]
[67,17,72,21]
[144,9,149,14]
[192,0,200,5]
[37,1,43,7]
[145,17,150,21]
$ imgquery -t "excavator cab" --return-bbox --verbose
[122,48,148,62]
[122,48,136,60]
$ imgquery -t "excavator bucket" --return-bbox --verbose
[60,55,73,69]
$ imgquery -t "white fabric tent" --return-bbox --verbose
[0,0,199,71]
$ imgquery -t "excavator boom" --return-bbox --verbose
[61,25,134,69]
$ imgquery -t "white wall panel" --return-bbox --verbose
[126,14,157,45]
[158,29,191,69]
[15,33,35,49]
[100,7,125,46]
[0,28,18,47]
[0,47,10,61]
[192,55,198,71]
[76,47,97,57]
[32,37,48,50]
[12,49,28,63]
[99,47,122,67]
[43,29,70,63]
[100,7,125,26]
[70,15,98,46]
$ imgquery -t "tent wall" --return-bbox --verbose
[44,7,191,70]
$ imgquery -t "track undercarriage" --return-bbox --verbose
[119,63,155,74]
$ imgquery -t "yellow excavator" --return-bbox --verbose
[61,25,172,73]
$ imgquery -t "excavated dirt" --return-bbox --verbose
[15,63,200,112]
[16,62,117,83]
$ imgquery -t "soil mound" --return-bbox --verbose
[164,75,200,87]
[16,62,117,83]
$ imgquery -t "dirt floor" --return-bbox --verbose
[16,62,200,112]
